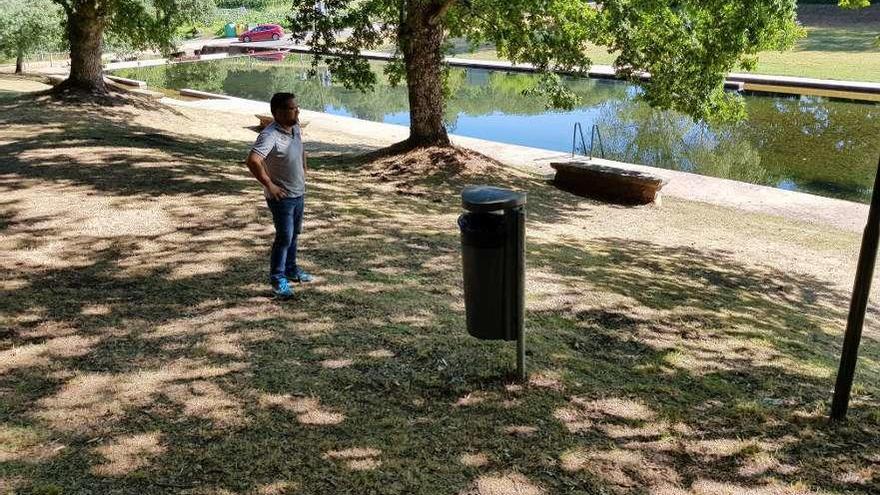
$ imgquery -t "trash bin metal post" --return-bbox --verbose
[460,185,527,381]
[507,205,526,381]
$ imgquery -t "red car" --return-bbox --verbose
[239,24,284,43]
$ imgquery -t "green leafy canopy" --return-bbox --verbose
[290,0,804,123]
[839,0,871,9]
[51,0,215,54]
[0,0,64,60]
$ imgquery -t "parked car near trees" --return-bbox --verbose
[239,24,284,43]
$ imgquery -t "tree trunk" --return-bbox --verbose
[15,52,23,74]
[400,2,449,147]
[56,1,106,94]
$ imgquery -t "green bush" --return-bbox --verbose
[797,0,853,4]
[216,5,290,27]
[215,0,286,8]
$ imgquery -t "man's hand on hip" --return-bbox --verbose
[267,183,286,200]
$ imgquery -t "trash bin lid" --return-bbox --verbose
[461,185,526,212]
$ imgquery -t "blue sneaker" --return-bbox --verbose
[288,268,313,283]
[272,278,293,298]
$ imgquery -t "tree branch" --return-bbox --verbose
[52,0,73,16]
[428,0,455,26]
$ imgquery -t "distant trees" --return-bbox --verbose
[50,0,215,94]
[0,0,64,73]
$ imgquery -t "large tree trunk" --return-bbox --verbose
[15,52,22,74]
[400,2,450,148]
[56,1,106,94]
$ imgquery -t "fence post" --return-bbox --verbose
[830,155,880,420]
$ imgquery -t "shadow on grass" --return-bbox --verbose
[0,92,254,198]
[797,27,880,53]
[797,4,880,30]
[1,90,879,494]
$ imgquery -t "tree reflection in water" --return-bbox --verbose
[114,55,880,202]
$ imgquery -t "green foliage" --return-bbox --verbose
[0,0,64,62]
[103,35,141,61]
[288,0,805,124]
[522,73,580,110]
[121,0,218,53]
[52,0,217,55]
[215,0,285,7]
[797,0,868,4]
[839,0,871,7]
[217,4,288,25]
[176,0,221,27]
[593,1,802,123]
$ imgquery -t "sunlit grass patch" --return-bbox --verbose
[1,76,878,494]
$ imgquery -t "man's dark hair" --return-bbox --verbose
[270,92,296,114]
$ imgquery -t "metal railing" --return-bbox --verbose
[571,122,605,160]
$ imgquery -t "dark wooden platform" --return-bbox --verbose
[550,161,668,205]
[256,114,274,130]
[255,114,309,131]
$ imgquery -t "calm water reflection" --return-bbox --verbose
[114,55,880,203]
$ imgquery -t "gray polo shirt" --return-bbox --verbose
[251,122,305,198]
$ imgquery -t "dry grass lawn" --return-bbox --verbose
[1,74,879,494]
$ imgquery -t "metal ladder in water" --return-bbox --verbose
[571,123,605,160]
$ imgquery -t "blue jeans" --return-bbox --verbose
[266,195,304,285]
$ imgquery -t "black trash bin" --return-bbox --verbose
[459,185,526,341]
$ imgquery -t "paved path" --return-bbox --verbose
[163,92,869,233]
[26,49,871,233]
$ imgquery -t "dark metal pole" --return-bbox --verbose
[510,205,526,382]
[831,156,880,420]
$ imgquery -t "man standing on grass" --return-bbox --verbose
[245,92,313,298]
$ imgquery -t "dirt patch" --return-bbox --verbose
[364,144,503,182]
[0,73,52,92]
[361,144,512,199]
